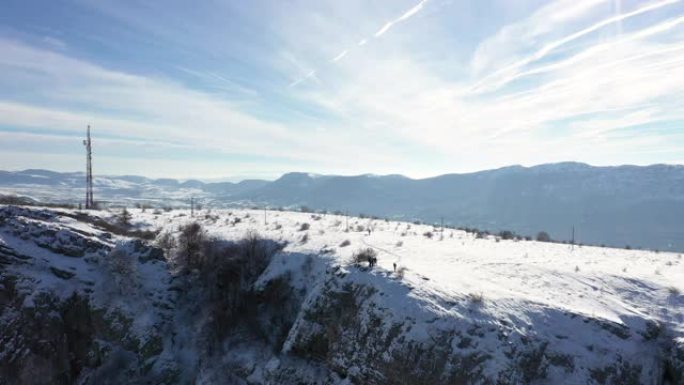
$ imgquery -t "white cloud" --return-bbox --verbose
[285,0,684,173]
[470,0,609,76]
[0,38,398,175]
[290,0,430,87]
[472,0,680,92]
[2,0,683,178]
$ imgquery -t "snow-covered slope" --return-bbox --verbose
[3,163,684,251]
[1,205,682,384]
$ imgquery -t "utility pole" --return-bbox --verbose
[190,197,194,217]
[345,210,349,232]
[82,125,94,209]
[571,225,575,251]
[264,208,267,226]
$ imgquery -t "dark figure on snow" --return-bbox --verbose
[368,255,377,268]
[393,262,397,272]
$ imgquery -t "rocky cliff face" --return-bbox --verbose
[0,206,681,384]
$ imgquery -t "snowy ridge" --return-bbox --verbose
[0,205,682,384]
[2,163,684,252]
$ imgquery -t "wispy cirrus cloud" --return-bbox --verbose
[285,0,684,171]
[290,0,430,87]
[0,38,398,177]
[1,0,682,178]
[471,0,681,92]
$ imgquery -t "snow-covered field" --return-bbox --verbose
[2,205,683,384]
[138,208,683,330]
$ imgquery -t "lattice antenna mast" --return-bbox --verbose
[83,125,94,209]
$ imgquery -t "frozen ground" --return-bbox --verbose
[1,205,683,384]
[140,208,683,332]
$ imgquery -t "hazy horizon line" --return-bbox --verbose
[3,160,683,184]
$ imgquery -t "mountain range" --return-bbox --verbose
[1,162,683,251]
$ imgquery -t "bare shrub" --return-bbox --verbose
[396,266,407,278]
[668,286,681,296]
[299,223,310,231]
[423,231,433,239]
[339,239,351,247]
[352,247,377,265]
[177,222,206,271]
[395,241,403,247]
[104,243,137,295]
[155,231,176,259]
[198,232,284,339]
[536,231,551,242]
[468,292,484,305]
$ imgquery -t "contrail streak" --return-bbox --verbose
[472,0,680,92]
[475,14,684,93]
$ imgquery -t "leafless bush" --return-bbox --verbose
[468,292,484,305]
[339,239,351,247]
[423,231,433,239]
[395,241,403,247]
[536,231,551,242]
[155,231,176,259]
[396,266,407,278]
[104,243,137,295]
[668,286,680,296]
[299,223,310,231]
[177,222,206,271]
[197,232,284,339]
[352,247,377,265]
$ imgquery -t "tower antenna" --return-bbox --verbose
[83,125,94,209]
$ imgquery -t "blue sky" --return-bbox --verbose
[1,0,683,180]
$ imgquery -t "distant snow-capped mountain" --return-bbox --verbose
[1,162,683,251]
